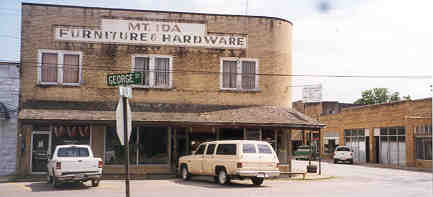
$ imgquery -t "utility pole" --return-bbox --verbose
[123,94,130,197]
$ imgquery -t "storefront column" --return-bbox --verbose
[17,125,32,175]
[288,129,292,173]
[168,127,172,169]
[279,129,288,164]
[216,128,220,140]
[186,127,191,154]
[369,127,376,163]
[91,125,105,160]
[172,127,177,170]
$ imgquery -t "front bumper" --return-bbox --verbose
[56,173,102,181]
[335,157,352,161]
[235,170,280,178]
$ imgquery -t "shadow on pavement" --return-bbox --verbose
[25,181,92,192]
[171,177,270,189]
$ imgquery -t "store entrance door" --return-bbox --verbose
[31,132,51,173]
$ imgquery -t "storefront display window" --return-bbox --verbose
[105,126,169,165]
[51,125,90,153]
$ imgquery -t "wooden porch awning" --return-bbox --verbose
[19,101,325,129]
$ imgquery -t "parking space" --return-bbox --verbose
[1,162,431,197]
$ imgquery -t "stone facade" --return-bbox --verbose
[294,98,432,169]
[0,62,19,175]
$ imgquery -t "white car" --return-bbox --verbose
[47,145,103,187]
[178,140,280,186]
[333,146,353,164]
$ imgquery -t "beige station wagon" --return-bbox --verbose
[178,140,280,186]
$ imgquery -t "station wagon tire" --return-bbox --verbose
[91,179,100,187]
[181,165,190,181]
[52,175,59,188]
[47,174,52,184]
[334,159,338,164]
[251,177,264,186]
[217,169,230,185]
[348,159,353,164]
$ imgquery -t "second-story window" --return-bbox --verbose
[38,50,82,85]
[220,58,259,91]
[132,55,172,88]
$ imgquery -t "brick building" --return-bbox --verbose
[0,61,20,175]
[293,98,432,169]
[17,3,324,176]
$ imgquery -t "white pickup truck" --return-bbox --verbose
[47,145,103,187]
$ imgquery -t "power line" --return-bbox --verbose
[0,59,431,79]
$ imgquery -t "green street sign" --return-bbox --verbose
[107,72,142,86]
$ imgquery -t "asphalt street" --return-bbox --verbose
[1,161,431,197]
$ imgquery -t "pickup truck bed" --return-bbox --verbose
[47,145,103,187]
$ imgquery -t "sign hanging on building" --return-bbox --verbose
[303,84,322,103]
[55,19,247,49]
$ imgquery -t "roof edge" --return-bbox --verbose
[21,2,293,25]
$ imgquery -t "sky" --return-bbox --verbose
[0,0,432,103]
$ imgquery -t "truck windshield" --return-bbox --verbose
[57,147,90,157]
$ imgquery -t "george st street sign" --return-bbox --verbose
[107,72,142,86]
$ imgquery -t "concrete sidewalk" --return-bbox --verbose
[301,159,431,173]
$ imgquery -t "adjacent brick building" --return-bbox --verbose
[294,98,432,169]
[17,3,324,176]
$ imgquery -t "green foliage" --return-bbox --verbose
[354,88,410,105]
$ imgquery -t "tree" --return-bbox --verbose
[354,88,409,105]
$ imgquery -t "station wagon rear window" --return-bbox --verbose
[257,144,272,154]
[242,144,256,153]
[216,144,236,155]
[57,147,89,157]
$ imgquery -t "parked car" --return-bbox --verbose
[333,146,353,164]
[178,140,280,186]
[47,145,103,187]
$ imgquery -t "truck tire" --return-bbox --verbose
[251,177,264,186]
[216,169,230,185]
[91,179,100,187]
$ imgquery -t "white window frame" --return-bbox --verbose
[220,57,259,91]
[131,54,173,89]
[37,49,83,86]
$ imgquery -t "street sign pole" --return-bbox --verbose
[123,94,130,197]
[108,73,135,197]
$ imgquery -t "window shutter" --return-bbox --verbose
[41,53,58,82]
[63,54,80,83]
[154,57,170,87]
[241,61,256,89]
[135,57,150,86]
[222,60,237,89]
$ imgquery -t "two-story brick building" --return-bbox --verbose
[17,3,324,176]
[294,98,432,169]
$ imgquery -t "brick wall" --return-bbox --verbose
[316,98,432,167]
[20,4,293,108]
